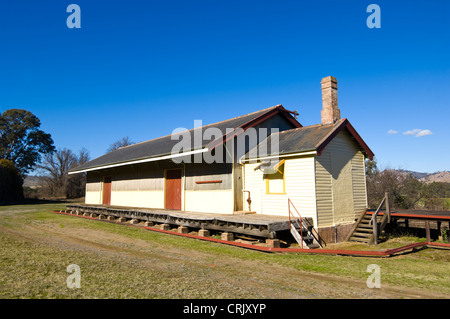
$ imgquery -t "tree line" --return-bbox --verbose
[0,109,134,203]
[366,159,450,211]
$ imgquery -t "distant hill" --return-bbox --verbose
[23,175,43,188]
[395,170,450,183]
[419,171,450,184]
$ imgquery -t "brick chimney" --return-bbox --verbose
[321,76,340,125]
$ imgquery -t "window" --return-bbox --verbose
[264,162,285,194]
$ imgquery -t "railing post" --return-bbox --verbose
[425,220,431,242]
[300,217,303,249]
[372,216,378,245]
[385,192,390,223]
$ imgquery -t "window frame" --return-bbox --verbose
[264,161,286,195]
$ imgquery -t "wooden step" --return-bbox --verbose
[349,236,370,243]
[352,232,373,238]
[355,227,373,233]
[347,209,388,244]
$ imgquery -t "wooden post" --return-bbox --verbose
[425,220,431,242]
[448,222,450,243]
[372,216,378,245]
[385,192,390,223]
[437,221,442,241]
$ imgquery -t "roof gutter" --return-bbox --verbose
[68,148,209,175]
[240,150,317,164]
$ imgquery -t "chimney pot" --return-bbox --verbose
[321,76,340,125]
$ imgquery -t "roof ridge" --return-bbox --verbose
[277,119,344,134]
[111,105,283,153]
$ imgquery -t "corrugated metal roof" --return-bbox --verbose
[70,105,289,173]
[244,118,374,160]
[244,120,343,159]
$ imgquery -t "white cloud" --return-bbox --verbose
[387,129,398,134]
[415,129,433,137]
[403,129,433,138]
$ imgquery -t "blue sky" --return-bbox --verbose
[0,0,449,173]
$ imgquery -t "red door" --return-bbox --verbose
[165,169,182,210]
[103,177,112,205]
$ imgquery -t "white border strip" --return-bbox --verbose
[68,148,209,175]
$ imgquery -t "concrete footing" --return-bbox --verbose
[266,239,280,248]
[199,229,210,237]
[221,232,234,241]
[160,224,170,231]
[144,221,154,227]
[117,217,127,223]
[130,219,139,225]
[178,226,188,234]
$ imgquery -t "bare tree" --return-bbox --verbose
[36,149,76,197]
[106,136,134,153]
[66,148,90,198]
[36,148,90,198]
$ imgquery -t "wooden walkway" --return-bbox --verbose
[65,204,308,239]
[367,209,450,221]
[367,209,450,242]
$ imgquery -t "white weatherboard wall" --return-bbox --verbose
[85,179,101,204]
[243,156,317,225]
[111,191,164,208]
[85,191,101,205]
[184,190,234,214]
[84,166,235,214]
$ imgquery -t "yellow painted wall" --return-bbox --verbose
[314,129,367,228]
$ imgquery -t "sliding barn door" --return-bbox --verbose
[102,176,112,205]
[165,169,182,210]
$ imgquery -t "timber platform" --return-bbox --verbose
[65,204,308,239]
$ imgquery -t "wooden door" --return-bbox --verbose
[103,176,112,205]
[233,163,243,211]
[165,169,182,210]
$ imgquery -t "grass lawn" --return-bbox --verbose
[1,202,449,299]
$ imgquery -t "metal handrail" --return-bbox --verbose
[288,198,304,249]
